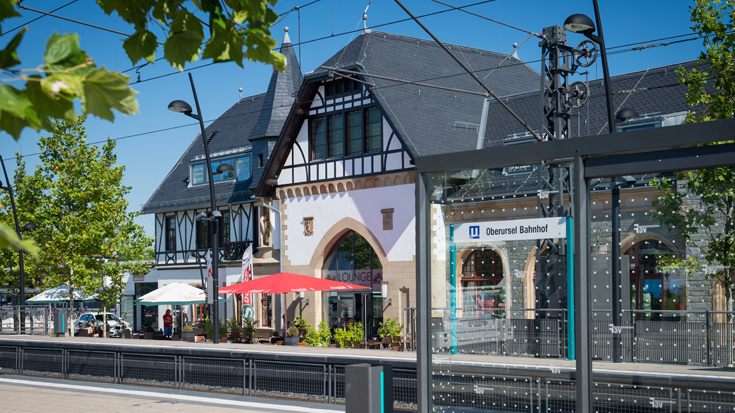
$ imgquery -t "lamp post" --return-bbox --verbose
[168,73,234,344]
[563,1,616,410]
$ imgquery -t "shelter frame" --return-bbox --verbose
[414,118,735,413]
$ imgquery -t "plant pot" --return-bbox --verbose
[285,336,299,346]
[220,336,228,343]
[182,332,195,342]
[391,343,401,351]
[194,335,205,343]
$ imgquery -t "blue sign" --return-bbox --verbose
[469,225,480,239]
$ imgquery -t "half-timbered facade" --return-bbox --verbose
[256,30,542,338]
[135,32,301,332]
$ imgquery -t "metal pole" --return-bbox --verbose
[573,155,593,412]
[0,155,26,333]
[187,73,220,344]
[415,172,432,413]
[611,181,622,362]
[259,201,284,333]
[590,0,616,135]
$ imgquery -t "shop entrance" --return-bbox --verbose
[324,230,384,340]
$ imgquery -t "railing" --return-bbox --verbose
[0,341,418,411]
[156,241,254,265]
[432,307,735,366]
[2,339,734,412]
[0,305,53,335]
[431,308,569,358]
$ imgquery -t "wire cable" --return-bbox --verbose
[431,0,542,38]
[1,0,79,36]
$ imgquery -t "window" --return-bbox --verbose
[461,249,505,315]
[261,294,272,327]
[310,107,382,160]
[625,239,684,320]
[165,216,176,251]
[190,154,251,186]
[365,107,381,152]
[258,153,263,168]
[196,211,230,249]
[325,77,360,98]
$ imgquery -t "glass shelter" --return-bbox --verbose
[414,118,735,413]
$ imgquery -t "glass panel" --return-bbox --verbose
[347,110,363,155]
[365,107,381,152]
[329,113,344,157]
[237,155,251,180]
[312,117,327,159]
[191,163,206,185]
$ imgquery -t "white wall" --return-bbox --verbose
[283,184,415,266]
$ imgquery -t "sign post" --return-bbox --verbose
[205,250,213,305]
[241,245,255,322]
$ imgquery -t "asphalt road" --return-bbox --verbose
[0,375,345,413]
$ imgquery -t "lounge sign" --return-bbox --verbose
[453,217,567,243]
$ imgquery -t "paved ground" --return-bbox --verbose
[0,375,344,413]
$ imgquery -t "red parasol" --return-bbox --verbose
[219,272,369,294]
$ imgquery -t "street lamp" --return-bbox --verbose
[563,2,616,410]
[168,73,232,344]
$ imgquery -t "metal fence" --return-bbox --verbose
[431,308,735,366]
[0,305,53,335]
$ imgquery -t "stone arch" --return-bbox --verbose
[278,190,286,201]
[374,178,381,188]
[319,184,328,194]
[620,232,681,258]
[311,185,318,195]
[337,183,345,192]
[383,177,392,187]
[309,217,388,273]
[295,188,302,197]
[356,180,364,190]
[393,175,402,186]
[328,183,336,193]
[403,175,410,185]
[303,186,310,196]
[455,244,512,320]
[346,182,354,191]
[287,188,294,199]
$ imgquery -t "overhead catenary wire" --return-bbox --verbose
[1,0,78,36]
[393,0,543,142]
[16,4,166,45]
[431,0,542,38]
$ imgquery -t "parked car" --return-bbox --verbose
[76,312,131,337]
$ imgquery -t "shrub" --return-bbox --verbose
[305,320,332,347]
[287,326,300,337]
[378,317,403,342]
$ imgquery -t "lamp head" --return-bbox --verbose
[616,108,640,122]
[22,222,38,232]
[564,14,595,33]
[216,163,234,173]
[168,100,193,114]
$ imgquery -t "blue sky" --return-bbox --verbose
[0,0,706,238]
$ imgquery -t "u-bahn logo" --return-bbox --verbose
[469,225,480,239]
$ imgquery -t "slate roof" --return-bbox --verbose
[312,30,541,158]
[141,34,301,214]
[484,60,706,145]
[257,30,542,197]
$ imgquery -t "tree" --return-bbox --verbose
[2,116,152,336]
[0,0,285,249]
[651,0,735,318]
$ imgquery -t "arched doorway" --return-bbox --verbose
[624,239,684,321]
[460,248,506,317]
[323,230,383,339]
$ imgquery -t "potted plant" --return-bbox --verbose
[305,320,332,347]
[181,325,195,342]
[285,326,300,346]
[242,319,258,344]
[228,318,242,342]
[292,315,309,340]
[219,319,230,343]
[378,318,404,350]
[334,328,349,348]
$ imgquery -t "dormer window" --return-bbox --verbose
[325,77,361,98]
[190,154,251,186]
[310,106,382,160]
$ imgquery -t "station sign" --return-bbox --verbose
[453,217,567,243]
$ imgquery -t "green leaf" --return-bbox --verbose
[163,9,204,70]
[0,223,38,256]
[0,0,20,26]
[0,109,34,139]
[203,18,243,66]
[123,29,158,65]
[44,32,82,66]
[0,27,26,69]
[82,68,139,121]
[25,77,76,129]
[43,73,84,98]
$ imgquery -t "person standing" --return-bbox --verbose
[163,309,173,337]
